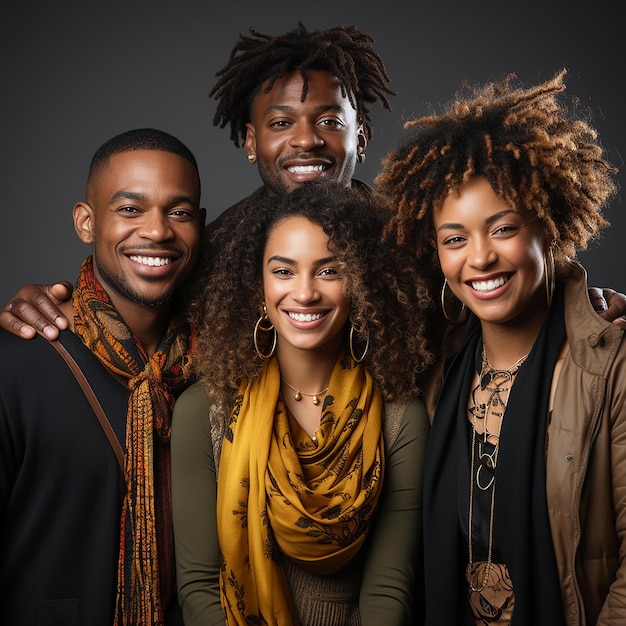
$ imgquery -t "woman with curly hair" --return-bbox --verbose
[376,69,624,625]
[170,179,434,626]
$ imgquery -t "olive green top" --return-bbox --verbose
[171,381,429,626]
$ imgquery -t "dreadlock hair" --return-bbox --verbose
[210,21,396,147]
[188,178,435,409]
[375,69,618,269]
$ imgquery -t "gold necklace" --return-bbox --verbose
[466,346,528,593]
[281,378,328,405]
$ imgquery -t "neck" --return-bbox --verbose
[118,305,171,356]
[480,317,546,371]
[68,295,172,357]
[276,340,342,395]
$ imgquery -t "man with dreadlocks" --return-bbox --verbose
[376,69,625,625]
[206,20,395,232]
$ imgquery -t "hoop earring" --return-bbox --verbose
[349,324,370,363]
[545,247,555,309]
[253,304,276,359]
[441,278,466,322]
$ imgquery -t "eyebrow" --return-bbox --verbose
[110,191,196,205]
[267,255,337,265]
[261,103,344,117]
[436,209,517,231]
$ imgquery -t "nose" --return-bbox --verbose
[467,237,497,269]
[137,210,174,242]
[289,121,325,151]
[292,274,320,303]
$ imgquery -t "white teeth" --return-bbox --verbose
[287,164,324,173]
[288,312,324,322]
[130,255,172,267]
[471,276,507,292]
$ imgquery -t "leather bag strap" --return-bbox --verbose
[50,339,125,468]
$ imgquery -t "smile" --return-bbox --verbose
[129,255,172,267]
[287,164,325,174]
[471,276,508,292]
[288,311,325,322]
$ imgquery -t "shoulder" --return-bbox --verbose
[383,396,429,451]
[0,328,62,374]
[173,381,211,421]
[561,262,625,367]
[206,186,268,235]
[171,381,226,469]
[351,178,374,195]
[172,383,213,451]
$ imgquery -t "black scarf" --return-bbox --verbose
[423,289,566,625]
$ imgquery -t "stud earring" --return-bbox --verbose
[247,154,256,163]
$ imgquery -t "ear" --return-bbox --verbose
[244,123,257,157]
[357,126,368,156]
[73,201,95,244]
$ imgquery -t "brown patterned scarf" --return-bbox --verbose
[72,256,194,625]
[217,351,385,625]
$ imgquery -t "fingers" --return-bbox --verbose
[598,305,626,330]
[49,281,74,303]
[588,286,608,312]
[0,283,73,340]
[592,288,626,329]
[1,298,61,339]
[0,300,35,338]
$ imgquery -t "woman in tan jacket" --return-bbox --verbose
[376,69,625,625]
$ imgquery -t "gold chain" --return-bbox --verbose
[281,378,328,405]
[466,345,528,592]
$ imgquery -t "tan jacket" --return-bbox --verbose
[546,261,626,625]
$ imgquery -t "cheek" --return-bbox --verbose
[435,245,457,278]
[519,240,546,282]
[262,275,275,305]
[335,290,351,323]
[262,278,288,319]
[257,131,283,159]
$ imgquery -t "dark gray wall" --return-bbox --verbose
[3,1,623,305]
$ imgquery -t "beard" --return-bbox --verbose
[95,259,177,308]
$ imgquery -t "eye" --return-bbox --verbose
[268,119,292,129]
[117,205,141,215]
[318,117,344,129]
[492,224,518,237]
[318,266,341,278]
[169,208,197,220]
[271,267,293,277]
[441,234,467,247]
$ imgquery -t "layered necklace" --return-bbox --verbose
[466,345,528,592]
[281,378,328,405]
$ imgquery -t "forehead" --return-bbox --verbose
[88,149,200,201]
[265,216,328,250]
[253,69,356,113]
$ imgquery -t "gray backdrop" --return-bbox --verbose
[2,0,623,306]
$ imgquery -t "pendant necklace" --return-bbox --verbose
[466,345,528,592]
[281,378,328,405]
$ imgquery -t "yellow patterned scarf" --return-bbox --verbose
[217,351,385,625]
[72,256,194,626]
